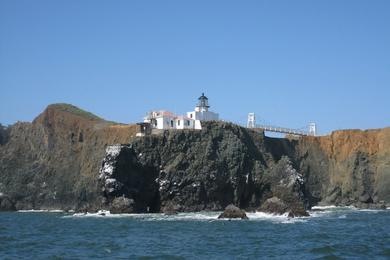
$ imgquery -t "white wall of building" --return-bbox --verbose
[148,115,196,130]
[175,118,194,129]
[194,120,202,130]
[186,111,219,121]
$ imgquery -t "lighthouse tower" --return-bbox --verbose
[195,93,210,112]
[187,93,219,121]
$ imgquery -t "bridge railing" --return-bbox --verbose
[254,125,310,136]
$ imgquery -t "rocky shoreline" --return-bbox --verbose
[1,104,390,215]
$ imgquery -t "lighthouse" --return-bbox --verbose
[141,93,219,132]
[187,93,219,121]
[195,93,210,112]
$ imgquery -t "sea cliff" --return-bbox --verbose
[0,104,389,212]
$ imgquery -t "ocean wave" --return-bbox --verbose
[65,211,221,221]
[247,212,308,224]
[17,209,64,213]
[62,205,388,222]
[311,205,357,211]
[311,205,338,210]
[65,210,309,224]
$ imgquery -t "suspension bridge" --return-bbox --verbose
[246,113,317,136]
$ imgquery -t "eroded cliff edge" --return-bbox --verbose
[0,104,137,211]
[0,104,389,212]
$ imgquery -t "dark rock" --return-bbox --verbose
[369,203,386,210]
[260,196,310,217]
[109,196,135,214]
[218,204,249,219]
[0,123,10,145]
[288,208,310,218]
[258,157,310,216]
[359,193,373,203]
[0,194,15,211]
[354,202,386,210]
[260,197,288,215]
[99,144,160,213]
[162,202,179,215]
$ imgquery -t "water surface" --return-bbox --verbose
[0,207,389,259]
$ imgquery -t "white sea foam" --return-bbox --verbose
[357,209,381,213]
[311,205,338,210]
[247,212,308,224]
[63,205,386,222]
[64,210,312,223]
[65,211,221,221]
[18,209,64,213]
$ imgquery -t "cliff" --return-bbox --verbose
[0,104,389,212]
[297,128,390,207]
[0,104,137,211]
[99,122,310,214]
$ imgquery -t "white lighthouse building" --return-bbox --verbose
[187,93,219,122]
[143,93,219,130]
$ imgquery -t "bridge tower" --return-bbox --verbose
[309,123,317,136]
[247,113,256,128]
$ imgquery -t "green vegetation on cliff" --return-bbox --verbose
[47,103,118,124]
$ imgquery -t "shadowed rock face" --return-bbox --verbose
[99,133,311,214]
[0,104,389,212]
[99,122,275,212]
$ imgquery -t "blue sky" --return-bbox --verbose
[1,0,389,134]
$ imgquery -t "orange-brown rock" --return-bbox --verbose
[297,127,390,205]
[0,104,137,211]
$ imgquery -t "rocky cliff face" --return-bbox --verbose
[297,128,390,208]
[0,104,137,211]
[98,122,313,214]
[0,104,389,212]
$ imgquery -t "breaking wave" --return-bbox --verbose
[65,210,307,223]
[17,209,64,213]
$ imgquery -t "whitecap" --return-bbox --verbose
[18,209,64,213]
[64,211,221,221]
[64,210,312,223]
[246,212,308,224]
[311,205,338,210]
[357,209,381,213]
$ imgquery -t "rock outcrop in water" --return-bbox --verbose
[218,205,249,219]
[0,104,389,212]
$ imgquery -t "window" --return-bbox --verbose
[190,114,193,118]
[178,120,180,126]
[187,120,190,126]
[171,120,173,127]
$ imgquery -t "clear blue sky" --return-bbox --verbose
[1,0,389,134]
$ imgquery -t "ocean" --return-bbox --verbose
[0,207,389,259]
